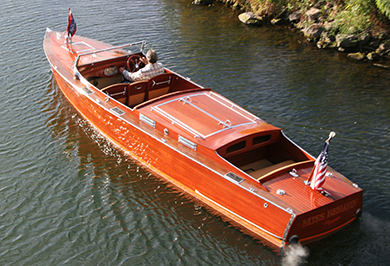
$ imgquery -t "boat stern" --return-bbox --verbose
[284,189,363,246]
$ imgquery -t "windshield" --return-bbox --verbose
[75,40,147,67]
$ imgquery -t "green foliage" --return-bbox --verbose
[249,0,386,35]
[332,0,374,34]
[376,0,390,19]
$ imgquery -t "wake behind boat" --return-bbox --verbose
[43,14,362,253]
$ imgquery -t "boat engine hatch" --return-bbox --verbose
[151,92,258,139]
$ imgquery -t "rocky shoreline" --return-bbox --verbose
[193,0,390,67]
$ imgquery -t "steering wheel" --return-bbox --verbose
[126,54,145,73]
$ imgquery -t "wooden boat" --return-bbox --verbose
[43,27,363,253]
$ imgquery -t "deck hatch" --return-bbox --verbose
[178,135,197,151]
[151,92,257,139]
[61,41,96,53]
[111,107,125,116]
[225,172,244,184]
[140,114,156,128]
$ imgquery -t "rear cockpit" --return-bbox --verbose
[217,130,313,182]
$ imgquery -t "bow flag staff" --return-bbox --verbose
[66,8,77,44]
[307,131,336,191]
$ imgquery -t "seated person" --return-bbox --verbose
[119,49,165,82]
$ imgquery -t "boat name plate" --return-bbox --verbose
[178,135,197,151]
[140,114,156,128]
[225,172,244,184]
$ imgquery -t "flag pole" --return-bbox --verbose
[66,8,77,44]
[306,131,336,189]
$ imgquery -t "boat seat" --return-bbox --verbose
[147,73,176,100]
[102,83,129,104]
[88,75,123,89]
[128,81,148,108]
[250,160,295,180]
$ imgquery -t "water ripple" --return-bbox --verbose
[1,0,390,265]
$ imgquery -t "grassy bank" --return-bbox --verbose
[220,0,389,34]
[213,0,390,60]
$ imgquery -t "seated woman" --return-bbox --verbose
[119,49,165,82]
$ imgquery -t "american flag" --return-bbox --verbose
[309,132,336,191]
[66,8,77,38]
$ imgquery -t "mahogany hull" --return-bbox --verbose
[51,70,293,250]
[44,29,363,253]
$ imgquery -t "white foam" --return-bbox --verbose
[282,243,309,266]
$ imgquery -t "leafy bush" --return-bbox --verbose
[332,0,374,34]
[376,0,390,19]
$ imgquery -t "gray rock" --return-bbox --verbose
[367,52,380,61]
[302,24,324,41]
[347,52,365,60]
[238,12,263,26]
[376,41,390,55]
[270,18,282,25]
[289,11,301,23]
[192,0,214,5]
[317,31,337,49]
[305,8,322,22]
[358,31,371,47]
[336,34,359,49]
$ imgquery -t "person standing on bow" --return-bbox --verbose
[119,49,165,82]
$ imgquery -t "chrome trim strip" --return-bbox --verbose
[178,135,197,151]
[205,122,255,138]
[152,76,171,87]
[139,114,156,128]
[281,212,297,251]
[207,91,261,122]
[195,189,283,240]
